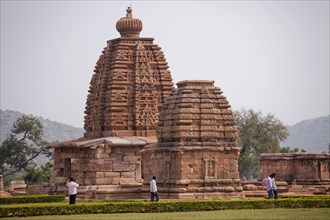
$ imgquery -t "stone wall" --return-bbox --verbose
[142,145,240,181]
[142,144,242,199]
[260,153,330,184]
[51,139,146,194]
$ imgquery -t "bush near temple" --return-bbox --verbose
[0,195,65,204]
[0,197,329,217]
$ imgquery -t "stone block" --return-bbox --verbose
[104,172,120,178]
[94,178,115,185]
[96,172,105,178]
[88,154,97,159]
[120,177,136,186]
[108,154,124,161]
[96,153,109,159]
[243,184,257,191]
[123,155,140,162]
[224,186,235,192]
[97,159,105,165]
[113,161,130,171]
[235,186,243,192]
[111,177,120,185]
[104,159,113,164]
[102,164,113,171]
[9,180,26,190]
[277,181,288,186]
[85,172,96,178]
[121,171,136,178]
[83,178,95,185]
[95,178,106,185]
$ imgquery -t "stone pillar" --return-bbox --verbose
[0,175,4,191]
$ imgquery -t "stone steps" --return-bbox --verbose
[243,191,267,198]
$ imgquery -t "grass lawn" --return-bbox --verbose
[1,208,329,220]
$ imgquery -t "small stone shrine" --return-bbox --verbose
[141,80,244,199]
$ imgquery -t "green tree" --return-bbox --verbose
[279,146,306,153]
[24,162,53,184]
[234,109,288,180]
[0,116,50,177]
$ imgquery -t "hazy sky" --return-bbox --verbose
[1,1,329,128]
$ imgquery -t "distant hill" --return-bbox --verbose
[0,109,84,143]
[1,109,85,165]
[282,115,330,153]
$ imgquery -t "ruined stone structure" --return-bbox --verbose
[260,153,330,185]
[141,80,243,199]
[49,8,243,200]
[0,175,11,197]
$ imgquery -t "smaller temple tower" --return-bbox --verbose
[141,80,244,199]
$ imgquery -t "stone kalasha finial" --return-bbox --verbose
[126,6,132,17]
[116,6,143,38]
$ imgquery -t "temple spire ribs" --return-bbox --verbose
[84,8,173,138]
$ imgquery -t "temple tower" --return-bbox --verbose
[50,8,174,199]
[84,7,174,138]
[141,80,244,199]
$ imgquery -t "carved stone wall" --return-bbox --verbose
[83,7,174,138]
[260,153,330,184]
[141,80,244,199]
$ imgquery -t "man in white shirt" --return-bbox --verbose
[266,174,273,199]
[150,176,159,202]
[271,173,278,199]
[67,177,79,204]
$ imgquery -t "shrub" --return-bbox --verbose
[0,197,329,217]
[0,194,65,204]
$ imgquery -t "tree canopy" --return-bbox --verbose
[234,109,288,180]
[279,146,306,153]
[0,116,50,177]
[24,162,53,184]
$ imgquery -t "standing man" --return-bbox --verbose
[271,173,278,199]
[266,174,273,199]
[67,177,79,205]
[150,176,159,202]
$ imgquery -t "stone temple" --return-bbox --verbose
[142,80,243,199]
[50,7,243,200]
